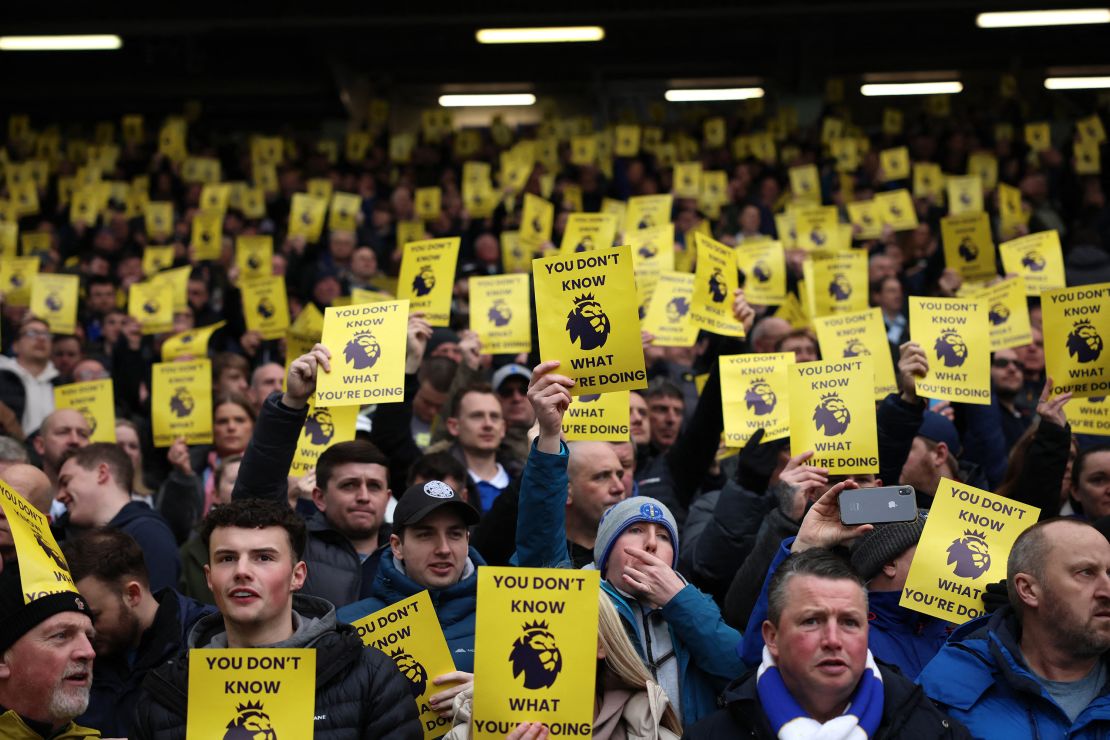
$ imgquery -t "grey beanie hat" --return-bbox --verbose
[849,511,928,581]
[594,497,679,574]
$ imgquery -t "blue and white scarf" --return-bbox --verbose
[755,645,884,740]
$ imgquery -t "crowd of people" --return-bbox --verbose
[0,91,1109,739]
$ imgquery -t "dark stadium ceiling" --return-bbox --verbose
[3,2,1110,124]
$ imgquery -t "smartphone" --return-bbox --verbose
[839,485,918,525]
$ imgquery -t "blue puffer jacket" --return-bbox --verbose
[918,606,1110,739]
[336,547,485,672]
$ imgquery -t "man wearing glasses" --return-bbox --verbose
[492,364,534,463]
[0,316,58,434]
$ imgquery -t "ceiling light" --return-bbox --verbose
[0,34,122,51]
[438,94,537,107]
[664,87,765,102]
[860,81,964,96]
[976,9,1110,28]
[1045,76,1110,89]
[475,27,604,44]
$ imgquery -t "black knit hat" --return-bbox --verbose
[0,565,91,654]
[849,511,927,582]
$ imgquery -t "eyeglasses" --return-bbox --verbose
[991,357,1023,370]
[19,329,50,340]
[497,384,527,398]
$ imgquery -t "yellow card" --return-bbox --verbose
[736,240,786,306]
[880,147,910,181]
[397,237,460,327]
[520,193,554,249]
[624,194,672,234]
[1076,138,1101,175]
[242,276,290,340]
[254,163,279,195]
[186,649,315,740]
[1069,396,1110,437]
[614,125,641,157]
[793,206,839,250]
[470,274,532,355]
[1078,114,1107,143]
[1042,282,1110,398]
[846,201,883,240]
[979,277,1033,351]
[288,193,327,241]
[910,296,991,405]
[628,224,675,274]
[236,235,273,281]
[10,180,39,217]
[788,358,879,474]
[153,265,190,312]
[947,175,983,216]
[1025,122,1051,152]
[875,189,918,231]
[30,273,78,335]
[805,250,868,317]
[999,230,1066,295]
[289,402,358,477]
[54,380,115,443]
[699,170,729,209]
[721,352,792,446]
[673,162,702,199]
[317,301,409,407]
[968,152,999,191]
[162,321,227,362]
[774,212,798,249]
[129,281,173,335]
[190,209,223,261]
[532,246,647,395]
[813,309,898,399]
[199,183,230,213]
[0,482,79,602]
[415,187,442,221]
[500,231,531,274]
[641,272,697,347]
[329,192,362,232]
[690,233,745,337]
[941,213,997,282]
[70,186,104,225]
[472,567,599,739]
[559,213,618,255]
[562,390,631,441]
[913,163,944,202]
[144,201,174,240]
[789,164,821,203]
[900,478,1037,622]
[152,359,213,446]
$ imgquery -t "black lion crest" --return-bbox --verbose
[223,701,276,740]
[813,393,851,436]
[934,329,968,368]
[257,297,276,319]
[35,531,68,571]
[574,235,595,253]
[665,296,690,322]
[752,261,772,283]
[988,303,1010,326]
[303,409,335,445]
[344,331,382,369]
[510,621,562,690]
[708,268,728,303]
[828,274,852,302]
[9,272,25,288]
[390,648,428,698]
[143,298,160,315]
[77,406,97,437]
[638,214,655,229]
[843,339,870,357]
[638,243,658,259]
[809,227,827,246]
[1068,320,1104,363]
[45,293,63,312]
[412,265,436,297]
[488,300,512,327]
[246,253,262,270]
[744,379,777,416]
[946,529,991,579]
[958,238,978,262]
[1021,250,1046,272]
[578,394,600,402]
[170,387,195,418]
[566,293,610,351]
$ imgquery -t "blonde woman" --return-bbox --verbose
[445,591,681,740]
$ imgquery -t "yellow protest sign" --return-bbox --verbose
[30,273,78,335]
[397,237,460,327]
[968,152,999,191]
[831,138,860,174]
[129,280,173,335]
[326,191,360,232]
[804,250,868,317]
[788,358,879,473]
[1078,114,1107,144]
[875,189,918,231]
[673,162,702,199]
[317,301,408,407]
[736,240,786,306]
[186,649,315,740]
[789,164,821,203]
[813,309,897,399]
[152,359,213,446]
[690,233,745,337]
[946,175,983,216]
[532,245,646,395]
[614,125,641,157]
[1043,282,1110,398]
[235,235,273,281]
[1070,395,1110,436]
[189,208,223,261]
[846,201,883,240]
[500,231,531,275]
[569,134,596,166]
[414,187,442,222]
[242,276,290,340]
[469,274,531,355]
[0,221,16,260]
[999,231,1066,296]
[559,213,618,255]
[153,265,190,312]
[900,478,1037,623]
[289,402,358,477]
[721,352,792,446]
[288,193,327,241]
[54,380,115,443]
[520,193,554,249]
[624,194,672,233]
[472,567,599,739]
[144,201,174,240]
[162,321,227,362]
[977,277,1033,351]
[940,212,996,282]
[913,163,944,202]
[199,183,230,213]
[0,482,78,602]
[909,296,991,404]
[628,224,675,274]
[883,108,904,136]
[641,272,697,347]
[562,390,631,441]
[793,206,839,251]
[997,183,1028,239]
[1076,138,1101,175]
[880,147,910,181]
[1025,122,1051,152]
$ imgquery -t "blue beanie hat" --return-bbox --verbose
[593,497,679,574]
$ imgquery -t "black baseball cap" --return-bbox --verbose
[394,480,480,529]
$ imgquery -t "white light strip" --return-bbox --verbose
[438,93,537,107]
[475,27,604,44]
[0,34,122,51]
[976,8,1110,28]
[861,81,964,96]
[1046,76,1110,89]
[664,87,765,102]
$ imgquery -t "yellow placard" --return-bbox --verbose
[721,352,792,446]
[129,280,173,335]
[900,478,1037,623]
[153,265,191,313]
[946,175,984,216]
[469,274,532,355]
[641,272,697,347]
[673,161,702,199]
[831,138,860,173]
[306,178,333,204]
[875,189,918,231]
[0,482,78,602]
[317,300,409,407]
[999,230,1066,296]
[793,206,839,251]
[909,296,991,404]
[289,402,358,477]
[190,208,223,261]
[145,201,174,240]
[624,194,673,234]
[1042,282,1110,398]
[913,163,944,202]
[559,213,618,255]
[532,245,647,395]
[325,191,358,231]
[690,233,746,337]
[736,240,786,306]
[975,277,1033,351]
[199,183,230,213]
[570,134,596,166]
[788,358,879,474]
[520,193,554,249]
[397,237,460,327]
[1069,395,1110,436]
[997,183,1028,239]
[883,108,904,136]
[968,152,999,191]
[940,212,996,282]
[29,273,78,335]
[54,379,115,443]
[813,308,898,399]
[472,567,599,739]
[1025,122,1051,152]
[846,201,883,240]
[562,390,631,441]
[789,164,821,203]
[242,276,290,340]
[880,147,910,181]
[804,250,868,317]
[1075,138,1101,175]
[186,649,315,740]
[152,359,213,447]
[288,193,327,241]
[143,245,175,275]
[1078,114,1107,144]
[628,224,675,274]
[162,321,227,362]
[704,116,726,148]
[500,231,531,275]
[777,291,810,329]
[10,180,39,217]
[614,125,641,157]
[236,235,273,281]
[415,187,442,222]
[344,130,369,161]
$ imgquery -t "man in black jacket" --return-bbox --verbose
[133,498,420,739]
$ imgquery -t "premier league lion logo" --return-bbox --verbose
[488,299,512,327]
[988,303,1010,326]
[744,379,777,416]
[638,214,655,229]
[170,387,195,418]
[510,621,562,690]
[1022,250,1046,272]
[35,531,68,571]
[578,394,600,402]
[665,296,690,322]
[246,253,262,270]
[638,243,658,259]
[752,261,772,283]
[344,331,382,369]
[959,190,972,206]
[566,293,610,351]
[412,265,436,297]
[143,298,160,315]
[300,209,314,226]
[77,406,97,437]
[1068,320,1104,363]
[223,701,277,740]
[947,529,991,579]
[390,648,428,698]
[843,339,870,357]
[934,329,968,367]
[10,271,25,288]
[810,227,827,246]
[958,238,978,262]
[708,268,728,303]
[257,297,275,319]
[574,235,595,253]
[303,409,335,445]
[813,393,851,436]
[45,292,63,311]
[828,274,852,302]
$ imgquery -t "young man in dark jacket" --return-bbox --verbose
[132,498,420,739]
